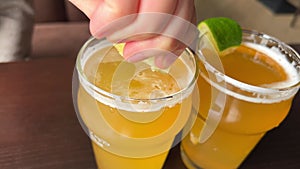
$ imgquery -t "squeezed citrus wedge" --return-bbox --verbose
[114,43,169,73]
[198,17,242,53]
[114,43,125,56]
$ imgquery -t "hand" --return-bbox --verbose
[69,0,197,68]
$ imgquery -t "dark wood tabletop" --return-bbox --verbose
[0,45,299,169]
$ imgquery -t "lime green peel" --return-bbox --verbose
[198,17,242,52]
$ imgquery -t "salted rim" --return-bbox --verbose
[198,29,300,103]
[76,37,199,112]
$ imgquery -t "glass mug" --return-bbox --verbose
[180,30,300,169]
[72,36,199,169]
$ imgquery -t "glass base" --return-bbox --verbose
[180,145,203,169]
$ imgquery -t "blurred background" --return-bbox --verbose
[4,0,300,62]
[31,0,90,60]
[31,0,300,59]
[195,0,300,44]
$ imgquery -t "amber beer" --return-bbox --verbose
[73,38,198,169]
[181,30,300,169]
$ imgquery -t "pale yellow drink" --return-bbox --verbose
[74,38,198,169]
[181,31,300,169]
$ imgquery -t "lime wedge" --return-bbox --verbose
[198,17,242,52]
[114,43,126,56]
[114,43,169,73]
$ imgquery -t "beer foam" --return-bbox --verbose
[202,42,299,104]
[78,42,196,112]
[244,42,299,89]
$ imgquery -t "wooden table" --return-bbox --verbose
[0,45,300,169]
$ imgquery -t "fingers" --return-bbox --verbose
[70,0,197,69]
[139,0,178,13]
[106,13,172,42]
[124,35,187,69]
[123,0,197,68]
[105,0,178,42]
[89,0,140,38]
